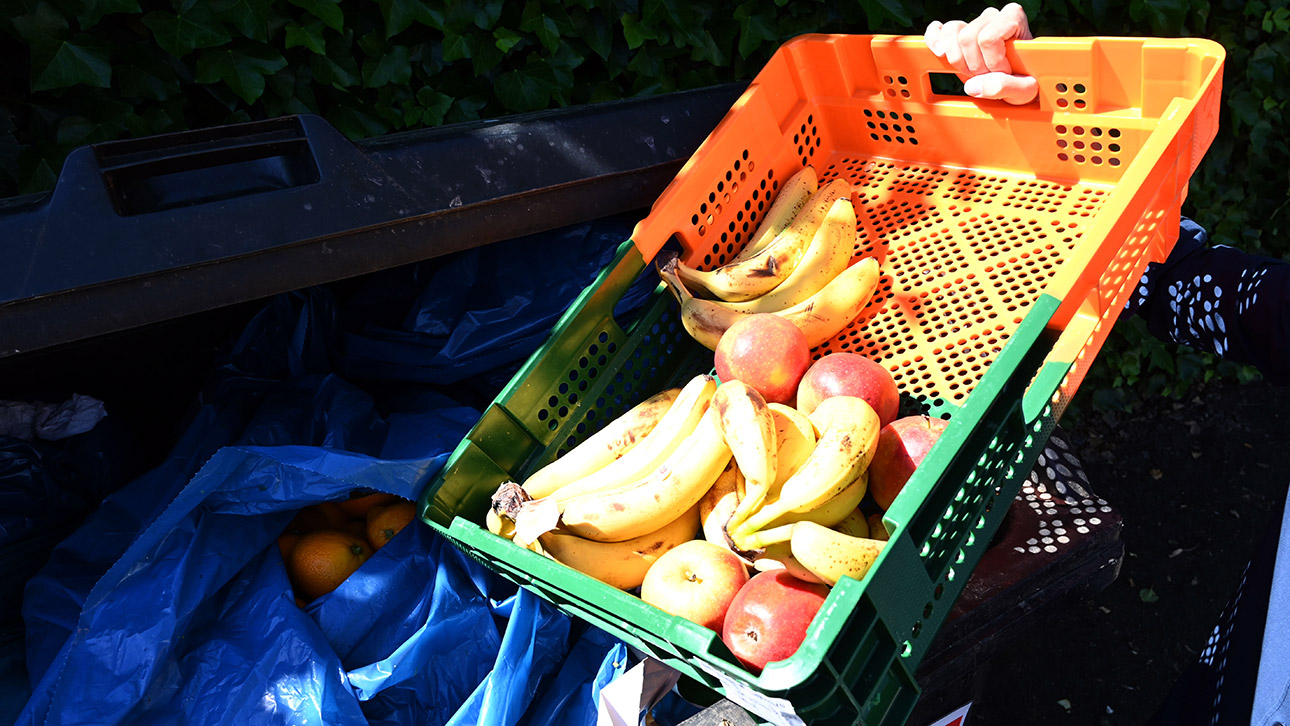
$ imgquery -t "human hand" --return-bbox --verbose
[923,4,1038,105]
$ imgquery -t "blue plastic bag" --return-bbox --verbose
[14,216,647,726]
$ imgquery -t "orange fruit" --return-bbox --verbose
[278,531,301,560]
[287,502,350,534]
[287,530,372,600]
[344,520,370,541]
[367,500,416,550]
[337,491,399,519]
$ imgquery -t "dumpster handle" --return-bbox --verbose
[78,116,339,217]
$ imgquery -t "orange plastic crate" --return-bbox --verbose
[420,33,1225,725]
[631,34,1223,420]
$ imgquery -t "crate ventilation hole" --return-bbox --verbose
[693,149,767,268]
[1053,81,1088,111]
[862,108,918,146]
[1056,124,1123,167]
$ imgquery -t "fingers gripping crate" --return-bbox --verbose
[418,34,1224,725]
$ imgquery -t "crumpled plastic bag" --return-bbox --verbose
[14,214,654,726]
[0,394,107,442]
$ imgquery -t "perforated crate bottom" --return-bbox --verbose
[795,154,1117,416]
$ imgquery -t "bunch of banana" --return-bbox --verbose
[485,373,734,590]
[657,166,881,351]
[691,389,891,586]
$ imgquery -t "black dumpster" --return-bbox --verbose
[0,86,1121,726]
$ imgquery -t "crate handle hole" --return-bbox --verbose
[928,72,968,98]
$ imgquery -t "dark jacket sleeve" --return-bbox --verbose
[1122,218,1290,383]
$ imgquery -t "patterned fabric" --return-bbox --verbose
[1124,218,1290,382]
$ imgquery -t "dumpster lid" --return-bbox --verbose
[0,83,745,359]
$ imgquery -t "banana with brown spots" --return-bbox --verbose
[520,387,681,499]
[712,380,777,535]
[658,253,880,352]
[537,503,701,590]
[673,178,851,302]
[789,520,886,587]
[732,395,880,551]
[560,405,732,542]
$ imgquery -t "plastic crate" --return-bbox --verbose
[417,34,1224,725]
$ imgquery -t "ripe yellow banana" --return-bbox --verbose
[533,374,716,507]
[732,166,819,263]
[766,402,817,489]
[789,520,886,586]
[751,541,829,585]
[733,395,880,549]
[724,197,858,314]
[713,381,777,534]
[560,405,732,542]
[486,508,516,539]
[831,508,871,539]
[521,387,681,499]
[674,178,851,302]
[538,503,701,590]
[867,513,891,542]
[659,254,881,351]
[766,470,868,529]
[699,460,740,547]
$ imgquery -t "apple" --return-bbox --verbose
[714,314,812,405]
[868,415,950,510]
[721,570,830,674]
[641,539,750,632]
[795,352,900,426]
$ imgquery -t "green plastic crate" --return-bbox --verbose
[417,32,1223,726]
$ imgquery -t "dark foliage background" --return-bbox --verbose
[2,0,1285,409]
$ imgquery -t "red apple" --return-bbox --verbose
[714,314,812,405]
[795,352,899,426]
[641,540,750,632]
[721,570,830,674]
[868,415,950,511]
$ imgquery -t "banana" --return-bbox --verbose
[538,503,701,590]
[521,387,681,499]
[831,508,871,539]
[560,405,732,542]
[674,178,852,302]
[867,513,891,542]
[751,541,829,585]
[733,166,819,263]
[789,521,886,586]
[766,402,817,490]
[659,254,881,351]
[732,396,881,549]
[486,508,516,539]
[699,460,740,547]
[530,374,716,508]
[712,381,777,534]
[724,197,858,314]
[767,470,868,529]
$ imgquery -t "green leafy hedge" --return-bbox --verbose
[3,0,1286,411]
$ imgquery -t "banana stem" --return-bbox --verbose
[726,488,765,533]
